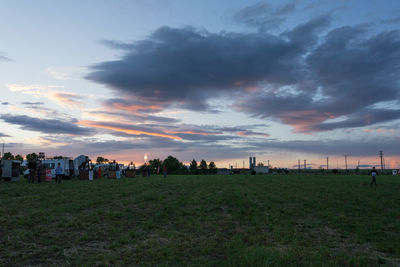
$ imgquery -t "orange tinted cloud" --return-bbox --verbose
[363,128,397,134]
[237,131,269,137]
[164,130,213,136]
[110,103,162,113]
[6,84,84,109]
[78,120,182,140]
[280,110,334,133]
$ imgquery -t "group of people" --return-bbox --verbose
[140,164,167,178]
[27,160,63,183]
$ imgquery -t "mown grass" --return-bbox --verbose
[1,174,399,266]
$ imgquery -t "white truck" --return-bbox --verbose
[43,157,75,179]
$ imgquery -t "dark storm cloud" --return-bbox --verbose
[0,114,94,135]
[311,109,400,131]
[1,102,9,105]
[87,7,400,133]
[235,26,400,132]
[0,133,11,137]
[87,17,328,111]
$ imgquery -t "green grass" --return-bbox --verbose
[1,174,399,266]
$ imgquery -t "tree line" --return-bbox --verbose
[1,152,65,162]
[96,155,217,174]
[145,156,217,175]
[2,152,219,175]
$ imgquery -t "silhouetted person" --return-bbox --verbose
[37,160,43,183]
[369,166,378,186]
[55,163,63,183]
[28,160,36,183]
[0,161,3,179]
[163,165,167,178]
[116,162,121,179]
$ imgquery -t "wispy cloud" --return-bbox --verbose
[78,120,183,140]
[46,66,87,80]
[0,114,94,136]
[7,84,85,109]
[233,2,296,31]
[0,133,11,137]
[0,52,12,61]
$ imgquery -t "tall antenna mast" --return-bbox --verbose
[326,157,329,170]
[379,151,384,170]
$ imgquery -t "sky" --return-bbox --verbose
[1,0,400,169]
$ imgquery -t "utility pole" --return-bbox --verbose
[326,157,329,170]
[304,160,306,169]
[267,160,270,168]
[0,137,4,158]
[298,160,300,170]
[344,154,348,172]
[379,151,384,170]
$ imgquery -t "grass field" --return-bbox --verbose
[1,174,399,266]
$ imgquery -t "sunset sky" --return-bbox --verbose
[1,0,400,168]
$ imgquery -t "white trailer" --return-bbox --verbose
[0,160,21,181]
[43,158,74,179]
[254,166,270,174]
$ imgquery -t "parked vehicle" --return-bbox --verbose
[0,160,21,181]
[43,158,74,179]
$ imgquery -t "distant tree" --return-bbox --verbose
[199,160,208,174]
[96,156,105,164]
[149,158,163,174]
[26,153,38,162]
[15,154,23,162]
[257,162,264,167]
[208,161,217,174]
[2,152,14,160]
[53,155,64,159]
[190,159,198,174]
[163,156,182,174]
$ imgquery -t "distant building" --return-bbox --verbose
[254,166,269,174]
[249,156,256,169]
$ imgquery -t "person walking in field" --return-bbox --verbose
[55,163,63,183]
[369,166,378,186]
[163,165,167,178]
